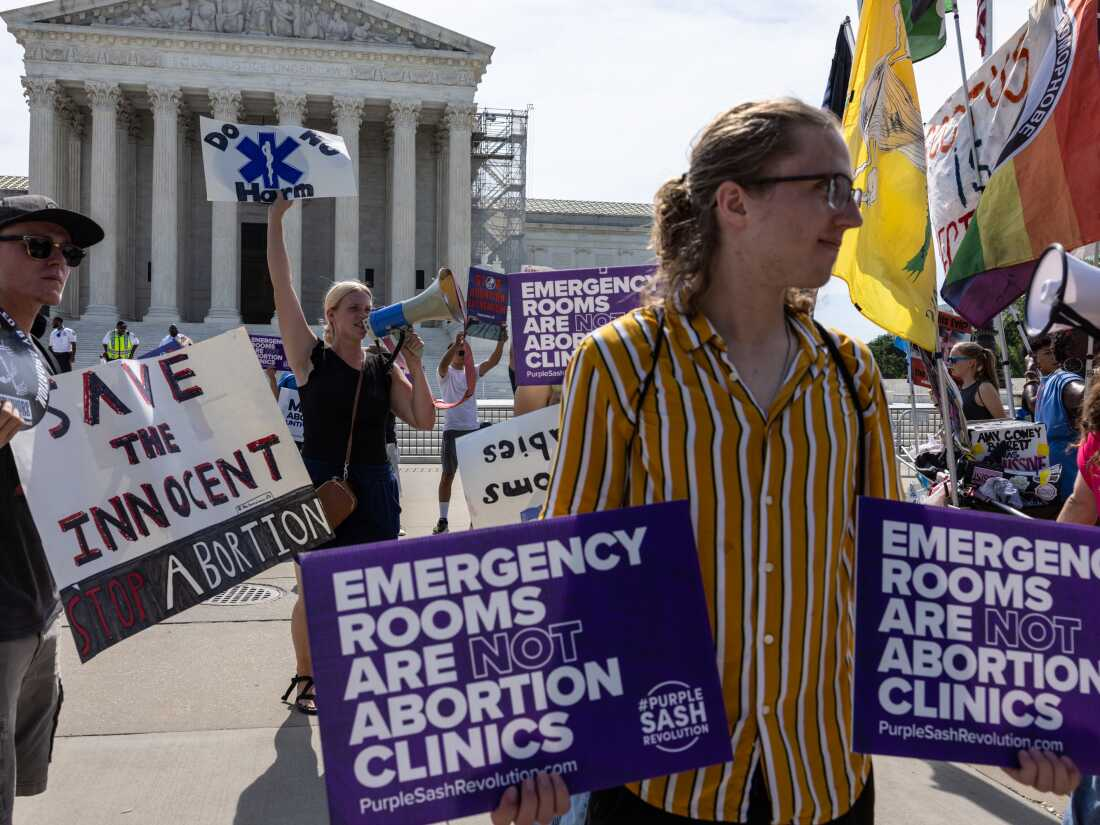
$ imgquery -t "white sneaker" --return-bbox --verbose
[398,526,407,537]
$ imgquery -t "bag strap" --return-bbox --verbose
[624,309,667,498]
[814,321,866,497]
[343,352,368,481]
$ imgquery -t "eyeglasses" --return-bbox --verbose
[741,173,863,210]
[946,356,973,364]
[0,234,86,267]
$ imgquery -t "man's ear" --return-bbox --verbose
[714,180,749,224]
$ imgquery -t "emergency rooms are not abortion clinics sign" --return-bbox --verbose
[300,501,732,825]
[201,117,355,203]
[12,329,333,661]
[854,498,1100,773]
[509,265,654,386]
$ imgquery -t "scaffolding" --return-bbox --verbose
[471,107,530,274]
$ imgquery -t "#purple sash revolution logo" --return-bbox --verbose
[300,501,732,825]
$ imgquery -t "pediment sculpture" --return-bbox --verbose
[46,0,453,49]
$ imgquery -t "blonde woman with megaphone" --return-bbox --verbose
[267,195,436,715]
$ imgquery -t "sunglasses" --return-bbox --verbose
[0,234,86,267]
[946,356,974,364]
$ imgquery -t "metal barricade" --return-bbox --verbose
[889,403,941,491]
[400,401,946,487]
[396,400,515,463]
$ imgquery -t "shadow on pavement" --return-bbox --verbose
[930,761,1058,824]
[234,714,326,825]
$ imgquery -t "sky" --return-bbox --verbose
[0,0,1036,341]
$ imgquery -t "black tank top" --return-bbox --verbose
[960,382,993,421]
[298,340,391,465]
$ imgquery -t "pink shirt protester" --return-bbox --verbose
[1076,431,1100,504]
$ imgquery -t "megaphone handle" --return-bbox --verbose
[382,329,407,372]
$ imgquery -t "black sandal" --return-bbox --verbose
[281,674,317,715]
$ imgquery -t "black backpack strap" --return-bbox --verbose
[814,321,866,498]
[624,309,667,498]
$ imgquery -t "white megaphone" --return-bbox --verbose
[368,267,466,338]
[1025,244,1100,338]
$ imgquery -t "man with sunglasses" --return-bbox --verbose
[0,194,103,825]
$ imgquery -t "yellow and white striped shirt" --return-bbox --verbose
[542,305,899,824]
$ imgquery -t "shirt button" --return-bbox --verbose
[764,634,775,645]
[765,496,774,506]
[762,705,771,715]
[764,562,775,573]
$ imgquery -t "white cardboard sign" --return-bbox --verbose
[455,405,561,528]
[11,328,332,660]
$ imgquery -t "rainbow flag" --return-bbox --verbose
[934,0,1100,327]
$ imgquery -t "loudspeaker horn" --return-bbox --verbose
[1025,243,1100,339]
[369,267,466,338]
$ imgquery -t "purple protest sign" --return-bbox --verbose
[300,501,731,825]
[855,497,1100,773]
[249,334,290,371]
[509,265,654,385]
[466,267,509,341]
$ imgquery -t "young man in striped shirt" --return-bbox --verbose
[491,98,1072,825]
[552,98,885,825]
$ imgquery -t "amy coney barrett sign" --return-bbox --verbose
[11,329,333,661]
[201,116,355,203]
[300,501,731,825]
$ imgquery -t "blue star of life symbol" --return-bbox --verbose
[237,132,303,189]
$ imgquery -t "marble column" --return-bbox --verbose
[444,103,476,295]
[83,81,121,322]
[387,99,420,304]
[332,96,364,282]
[144,85,183,323]
[116,102,139,319]
[177,119,195,320]
[434,125,449,276]
[49,92,69,209]
[21,77,61,201]
[61,102,85,318]
[274,93,307,310]
[205,88,243,324]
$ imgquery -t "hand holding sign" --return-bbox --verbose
[1003,748,1080,795]
[0,401,22,448]
[490,773,570,825]
[0,306,50,429]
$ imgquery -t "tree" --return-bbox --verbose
[868,334,908,379]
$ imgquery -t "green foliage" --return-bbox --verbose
[1000,296,1029,377]
[868,334,909,379]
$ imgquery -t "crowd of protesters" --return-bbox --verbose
[2,96,1098,825]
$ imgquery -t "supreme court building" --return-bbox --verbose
[3,0,497,326]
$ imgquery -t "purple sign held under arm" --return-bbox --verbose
[300,501,732,825]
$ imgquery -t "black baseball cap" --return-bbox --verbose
[0,194,104,248]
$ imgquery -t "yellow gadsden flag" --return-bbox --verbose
[835,0,937,350]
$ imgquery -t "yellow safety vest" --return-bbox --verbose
[106,331,132,360]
